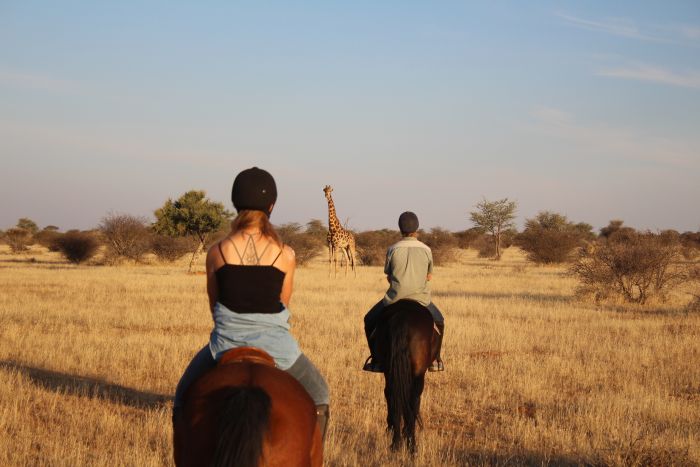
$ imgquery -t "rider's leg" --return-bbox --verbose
[426,302,445,371]
[173,344,217,414]
[285,353,331,443]
[364,300,385,356]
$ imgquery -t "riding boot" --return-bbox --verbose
[362,332,384,372]
[316,404,330,444]
[429,323,445,372]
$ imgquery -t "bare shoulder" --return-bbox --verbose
[206,242,222,261]
[206,241,225,269]
[281,244,296,261]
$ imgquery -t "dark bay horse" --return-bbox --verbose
[374,299,437,453]
[174,347,322,467]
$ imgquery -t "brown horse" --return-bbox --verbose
[174,347,322,467]
[374,299,437,453]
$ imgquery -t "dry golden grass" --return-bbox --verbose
[1,245,699,466]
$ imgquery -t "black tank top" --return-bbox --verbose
[215,239,285,314]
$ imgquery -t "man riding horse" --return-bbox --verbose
[363,211,445,372]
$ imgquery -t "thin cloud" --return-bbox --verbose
[556,12,659,42]
[678,25,700,40]
[597,62,700,89]
[0,69,79,93]
[556,12,700,46]
[528,107,700,170]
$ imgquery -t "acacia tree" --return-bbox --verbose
[16,218,39,235]
[469,198,517,260]
[153,190,231,272]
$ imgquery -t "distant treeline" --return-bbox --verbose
[2,190,699,309]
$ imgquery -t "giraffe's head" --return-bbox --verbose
[323,185,333,200]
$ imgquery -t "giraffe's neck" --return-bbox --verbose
[326,197,342,234]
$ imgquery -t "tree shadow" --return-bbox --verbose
[432,291,573,304]
[0,360,172,410]
[453,447,584,466]
[0,257,67,266]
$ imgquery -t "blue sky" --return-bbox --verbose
[1,1,699,232]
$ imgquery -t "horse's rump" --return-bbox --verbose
[176,347,321,467]
[377,300,435,374]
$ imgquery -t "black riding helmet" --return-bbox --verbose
[231,167,277,216]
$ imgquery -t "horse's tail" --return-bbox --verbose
[212,386,271,467]
[387,314,415,435]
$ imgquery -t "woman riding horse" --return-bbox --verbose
[172,168,330,457]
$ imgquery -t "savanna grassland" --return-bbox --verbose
[1,245,699,466]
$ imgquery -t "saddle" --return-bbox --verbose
[219,346,276,368]
[377,300,439,335]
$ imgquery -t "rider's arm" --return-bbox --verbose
[426,249,434,282]
[280,246,296,308]
[205,245,220,314]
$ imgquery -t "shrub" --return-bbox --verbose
[100,213,151,262]
[355,229,401,266]
[473,234,497,258]
[599,219,636,240]
[571,231,691,305]
[421,227,458,266]
[453,228,481,249]
[34,228,62,251]
[304,219,328,244]
[5,228,31,253]
[680,231,700,259]
[150,235,193,262]
[517,211,592,264]
[55,231,100,264]
[276,223,324,266]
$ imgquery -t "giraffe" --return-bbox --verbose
[323,185,357,277]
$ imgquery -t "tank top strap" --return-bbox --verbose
[228,237,245,263]
[217,241,228,265]
[272,243,285,266]
[257,241,272,264]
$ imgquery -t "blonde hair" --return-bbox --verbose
[230,210,281,247]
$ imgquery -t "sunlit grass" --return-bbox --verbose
[1,245,698,466]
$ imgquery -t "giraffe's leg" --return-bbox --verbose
[328,244,333,278]
[333,244,338,278]
[348,238,357,277]
[342,246,350,277]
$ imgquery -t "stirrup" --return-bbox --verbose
[362,356,383,373]
[429,359,444,372]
